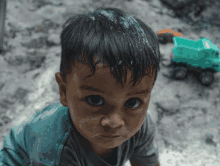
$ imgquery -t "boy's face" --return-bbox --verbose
[55,61,155,155]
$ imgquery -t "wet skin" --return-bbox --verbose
[55,61,156,159]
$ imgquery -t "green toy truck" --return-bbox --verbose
[170,37,220,85]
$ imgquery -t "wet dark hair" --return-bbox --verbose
[60,7,160,87]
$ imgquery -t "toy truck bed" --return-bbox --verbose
[172,37,220,72]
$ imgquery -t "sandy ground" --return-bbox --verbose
[0,0,220,165]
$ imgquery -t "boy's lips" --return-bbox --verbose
[101,135,121,138]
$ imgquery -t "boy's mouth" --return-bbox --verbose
[101,135,121,138]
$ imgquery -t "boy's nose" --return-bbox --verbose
[101,113,125,128]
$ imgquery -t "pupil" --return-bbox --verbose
[127,99,135,106]
[91,96,101,104]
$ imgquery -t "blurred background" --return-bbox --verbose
[0,0,220,165]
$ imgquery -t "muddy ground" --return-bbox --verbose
[0,0,220,165]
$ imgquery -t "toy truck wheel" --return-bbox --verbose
[200,71,214,85]
[158,36,166,44]
[174,66,187,79]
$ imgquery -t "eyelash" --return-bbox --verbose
[84,95,144,109]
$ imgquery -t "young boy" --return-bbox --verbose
[0,7,160,166]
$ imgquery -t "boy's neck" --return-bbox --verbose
[90,143,114,156]
[98,148,118,165]
[80,134,116,158]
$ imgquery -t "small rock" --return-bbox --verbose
[26,51,46,70]
[47,46,61,56]
[205,133,217,146]
[12,87,30,102]
[49,0,63,6]
[7,34,26,47]
[21,29,32,37]
[160,0,191,9]
[166,10,176,18]
[156,98,180,115]
[0,100,11,109]
[23,37,48,49]
[4,47,28,66]
[0,82,5,92]
[22,0,49,11]
[47,34,60,45]
[36,19,59,33]
[180,100,212,110]
[22,0,38,11]
[202,7,220,26]
[205,133,214,140]
[160,7,169,15]
[149,0,162,9]
[0,121,3,127]
[7,1,43,29]
[1,116,12,125]
[35,5,66,24]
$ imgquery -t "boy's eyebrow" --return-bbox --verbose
[79,85,150,96]
[80,85,105,93]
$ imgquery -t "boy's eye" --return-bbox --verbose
[86,95,104,106]
[85,96,142,109]
[125,98,142,109]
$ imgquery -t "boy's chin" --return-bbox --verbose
[90,139,124,155]
[93,135,127,148]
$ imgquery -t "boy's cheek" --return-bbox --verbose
[78,118,101,132]
[144,93,151,103]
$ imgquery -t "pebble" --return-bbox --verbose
[156,98,180,115]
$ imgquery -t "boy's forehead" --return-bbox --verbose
[71,61,155,91]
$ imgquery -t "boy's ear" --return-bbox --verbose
[55,72,68,107]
